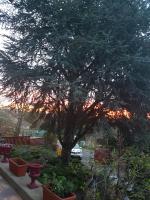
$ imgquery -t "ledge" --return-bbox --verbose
[0,161,43,200]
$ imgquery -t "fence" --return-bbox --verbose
[3,136,31,145]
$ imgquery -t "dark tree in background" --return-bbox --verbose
[0,0,150,163]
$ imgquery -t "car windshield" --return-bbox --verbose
[73,144,80,149]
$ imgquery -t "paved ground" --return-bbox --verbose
[0,175,22,200]
[0,162,42,200]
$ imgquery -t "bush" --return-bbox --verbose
[10,145,55,163]
[123,148,150,200]
[39,159,90,194]
[48,175,75,198]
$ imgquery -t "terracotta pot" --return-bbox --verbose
[94,148,111,163]
[9,157,28,176]
[43,185,76,200]
[0,144,13,163]
[27,163,43,189]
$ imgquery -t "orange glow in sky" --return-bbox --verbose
[106,109,131,119]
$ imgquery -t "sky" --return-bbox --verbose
[0,0,12,46]
[0,1,12,106]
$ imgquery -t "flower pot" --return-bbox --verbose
[27,163,43,189]
[43,185,76,200]
[9,157,28,176]
[0,144,13,163]
[94,148,111,163]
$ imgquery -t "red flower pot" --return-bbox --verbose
[94,148,111,163]
[0,144,13,163]
[27,163,43,189]
[9,157,28,176]
[43,185,76,200]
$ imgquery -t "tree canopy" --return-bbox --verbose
[0,0,150,162]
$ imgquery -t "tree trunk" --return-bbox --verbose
[60,91,75,164]
[14,111,23,136]
[61,144,72,164]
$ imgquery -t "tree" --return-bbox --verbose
[10,90,31,136]
[0,0,150,163]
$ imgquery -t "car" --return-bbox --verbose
[71,144,83,159]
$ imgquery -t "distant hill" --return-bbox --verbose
[0,108,31,137]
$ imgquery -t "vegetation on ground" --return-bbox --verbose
[11,144,150,200]
[10,145,90,199]
[10,145,55,163]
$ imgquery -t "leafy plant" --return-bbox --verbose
[123,149,150,200]
[49,174,75,198]
[10,145,55,164]
[39,158,90,197]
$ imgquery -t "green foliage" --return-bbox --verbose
[123,148,150,200]
[49,175,75,198]
[1,0,150,162]
[39,159,90,194]
[10,145,55,163]
[10,146,88,197]
[86,147,150,200]
[86,160,118,200]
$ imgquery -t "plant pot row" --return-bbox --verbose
[8,157,76,200]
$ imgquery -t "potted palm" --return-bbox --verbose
[43,175,76,200]
[9,157,28,176]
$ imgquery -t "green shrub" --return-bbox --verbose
[39,159,90,193]
[10,145,55,163]
[11,146,90,198]
[49,174,75,198]
[123,148,150,200]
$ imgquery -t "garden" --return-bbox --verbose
[9,145,90,200]
[1,133,147,200]
[0,0,150,200]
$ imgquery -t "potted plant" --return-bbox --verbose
[43,175,76,200]
[9,157,28,176]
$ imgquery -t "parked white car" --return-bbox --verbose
[71,144,83,158]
